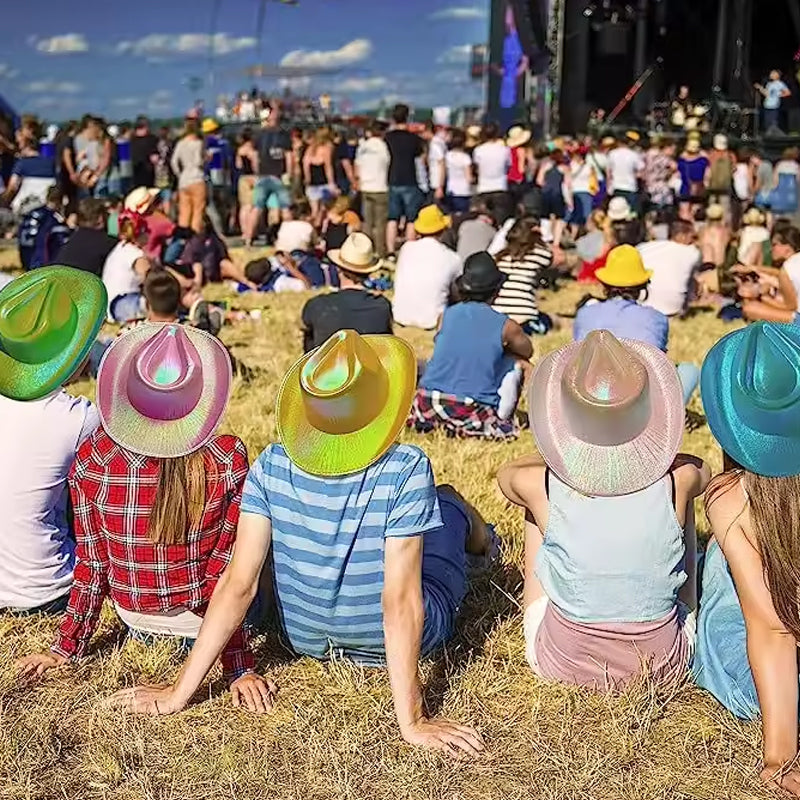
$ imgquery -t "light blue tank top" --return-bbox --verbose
[536,471,686,624]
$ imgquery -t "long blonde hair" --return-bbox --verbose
[706,454,800,640]
[148,450,208,545]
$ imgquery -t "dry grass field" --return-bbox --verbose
[1,249,777,800]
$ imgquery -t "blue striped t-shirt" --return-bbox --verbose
[241,443,444,664]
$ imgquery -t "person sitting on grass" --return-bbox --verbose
[17,186,71,271]
[694,322,800,798]
[321,194,361,254]
[101,210,152,323]
[408,251,533,440]
[17,324,260,709]
[274,199,317,255]
[498,330,709,689]
[301,232,392,352]
[0,268,106,615]
[124,186,175,266]
[55,197,117,277]
[101,329,492,759]
[574,244,701,410]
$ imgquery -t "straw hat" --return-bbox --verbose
[595,245,652,288]
[202,117,220,135]
[530,331,684,497]
[743,207,766,226]
[706,203,725,221]
[506,125,531,149]
[0,267,107,401]
[607,196,636,221]
[276,330,417,476]
[702,323,800,477]
[96,323,232,458]
[414,205,451,236]
[713,134,728,151]
[124,187,160,214]
[327,232,383,274]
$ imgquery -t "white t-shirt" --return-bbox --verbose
[637,240,701,316]
[392,237,463,329]
[738,225,770,263]
[355,137,390,193]
[733,163,751,200]
[776,159,800,177]
[473,141,510,194]
[0,391,99,610]
[428,135,448,191]
[608,146,644,193]
[488,217,516,256]
[446,150,473,197]
[571,159,594,194]
[102,241,146,319]
[275,220,315,253]
[782,252,800,303]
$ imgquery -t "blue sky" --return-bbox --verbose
[0,0,490,121]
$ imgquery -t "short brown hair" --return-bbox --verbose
[143,269,181,315]
[77,198,108,228]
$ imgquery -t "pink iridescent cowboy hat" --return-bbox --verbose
[96,323,232,458]
[529,330,684,497]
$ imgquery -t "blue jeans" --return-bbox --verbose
[448,195,471,214]
[763,107,780,131]
[571,192,594,226]
[0,593,69,616]
[253,176,290,210]
[388,186,424,223]
[676,362,700,407]
[109,292,144,324]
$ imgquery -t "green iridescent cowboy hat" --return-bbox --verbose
[0,267,107,401]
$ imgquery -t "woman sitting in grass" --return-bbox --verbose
[498,331,709,689]
[695,322,800,797]
[408,251,533,440]
[17,324,265,710]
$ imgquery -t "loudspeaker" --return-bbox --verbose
[595,22,631,56]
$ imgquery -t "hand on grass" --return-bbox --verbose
[761,764,800,795]
[230,672,279,713]
[16,651,68,677]
[105,683,186,715]
[401,717,485,759]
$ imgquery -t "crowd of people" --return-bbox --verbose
[5,96,800,794]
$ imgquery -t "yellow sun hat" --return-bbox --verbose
[201,117,220,135]
[414,205,451,236]
[595,244,653,288]
[276,330,417,476]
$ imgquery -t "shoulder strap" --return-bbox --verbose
[544,466,550,499]
[668,471,676,509]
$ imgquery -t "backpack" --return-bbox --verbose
[709,155,733,194]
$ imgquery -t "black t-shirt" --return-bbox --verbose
[385,129,424,187]
[301,289,392,352]
[258,129,290,177]
[130,132,158,188]
[55,227,117,277]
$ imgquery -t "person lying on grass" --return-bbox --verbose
[18,323,261,709]
[103,330,493,759]
[498,330,709,689]
[694,322,800,797]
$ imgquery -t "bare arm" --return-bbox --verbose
[777,267,799,312]
[302,149,312,185]
[324,145,335,188]
[502,318,534,360]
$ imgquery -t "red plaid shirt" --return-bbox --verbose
[52,429,253,679]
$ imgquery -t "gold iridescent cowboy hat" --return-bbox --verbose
[0,267,107,401]
[276,330,416,476]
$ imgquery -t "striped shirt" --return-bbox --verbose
[241,443,443,664]
[492,246,553,324]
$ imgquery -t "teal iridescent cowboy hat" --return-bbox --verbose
[701,322,800,477]
[0,267,107,401]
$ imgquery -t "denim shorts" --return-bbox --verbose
[306,185,334,204]
[253,176,290,210]
[388,186,424,223]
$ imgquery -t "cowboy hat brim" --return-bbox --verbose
[96,323,232,458]
[701,324,800,477]
[326,249,384,274]
[0,267,107,401]
[124,188,160,213]
[277,335,416,476]
[529,338,684,497]
[507,130,532,148]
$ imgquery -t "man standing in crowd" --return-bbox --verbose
[130,116,159,190]
[385,104,425,256]
[355,120,390,258]
[116,123,133,197]
[425,121,448,205]
[254,104,293,243]
[755,69,791,135]
[607,132,644,214]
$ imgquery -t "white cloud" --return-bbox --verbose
[278,76,313,93]
[25,80,83,94]
[429,6,486,20]
[34,34,89,54]
[116,33,256,58]
[113,96,141,107]
[337,76,387,93]
[437,44,472,64]
[0,64,19,79]
[152,89,172,102]
[280,38,372,71]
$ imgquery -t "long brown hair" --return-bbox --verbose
[705,453,800,640]
[497,216,547,261]
[148,450,208,545]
